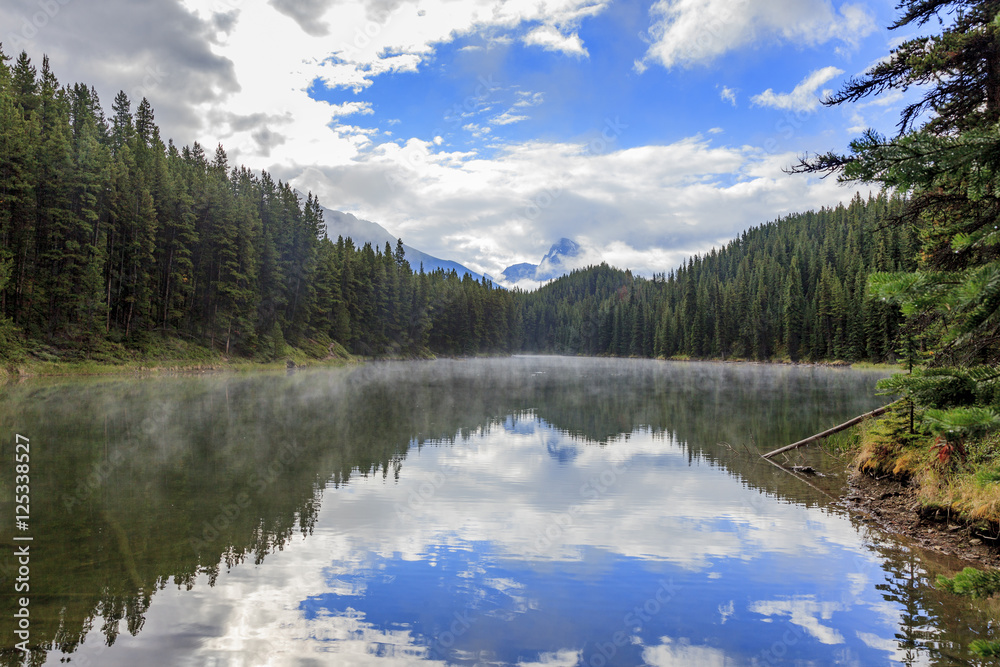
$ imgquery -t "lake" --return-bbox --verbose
[0,357,996,666]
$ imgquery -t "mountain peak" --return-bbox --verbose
[543,238,581,261]
[500,237,584,285]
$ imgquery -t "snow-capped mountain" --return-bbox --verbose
[500,238,583,283]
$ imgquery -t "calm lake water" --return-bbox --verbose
[0,357,997,666]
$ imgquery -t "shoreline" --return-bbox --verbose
[2,349,902,381]
[841,470,1000,569]
[1,353,360,382]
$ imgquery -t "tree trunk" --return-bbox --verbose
[761,402,897,459]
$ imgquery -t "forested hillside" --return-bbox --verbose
[0,48,919,367]
[0,50,518,362]
[519,193,919,362]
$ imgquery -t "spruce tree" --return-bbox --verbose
[794,0,1000,441]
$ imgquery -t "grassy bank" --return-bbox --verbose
[840,401,1000,528]
[661,354,903,372]
[0,334,357,380]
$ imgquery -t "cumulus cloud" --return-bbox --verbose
[292,132,858,282]
[749,597,846,645]
[643,638,732,666]
[523,25,588,57]
[751,66,844,112]
[638,0,876,70]
[0,0,239,141]
[719,86,738,107]
[327,100,375,117]
[269,0,338,36]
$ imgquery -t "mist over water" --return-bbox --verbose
[0,357,994,665]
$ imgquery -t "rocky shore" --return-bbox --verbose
[842,472,1000,569]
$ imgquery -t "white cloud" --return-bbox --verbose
[294,131,860,282]
[719,86,738,107]
[751,66,844,112]
[327,101,374,117]
[847,112,867,134]
[638,0,876,70]
[463,122,492,138]
[523,25,588,57]
[517,649,584,666]
[492,110,531,125]
[514,91,546,108]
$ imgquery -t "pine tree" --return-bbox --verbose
[784,257,805,361]
[795,0,1000,440]
[0,46,34,327]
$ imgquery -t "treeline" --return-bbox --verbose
[0,49,517,360]
[0,48,918,366]
[519,192,919,362]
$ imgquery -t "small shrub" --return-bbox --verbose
[936,567,1000,599]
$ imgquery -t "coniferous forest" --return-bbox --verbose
[518,192,918,361]
[0,47,914,366]
[0,49,518,362]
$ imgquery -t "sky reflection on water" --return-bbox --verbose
[72,412,929,666]
[1,358,984,666]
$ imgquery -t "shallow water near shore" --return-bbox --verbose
[0,356,996,666]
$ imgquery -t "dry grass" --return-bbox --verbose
[851,406,1000,525]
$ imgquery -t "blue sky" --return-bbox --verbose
[0,0,914,285]
[311,0,899,156]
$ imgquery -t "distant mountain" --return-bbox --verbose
[500,238,583,283]
[319,207,484,282]
[536,238,582,280]
[500,263,538,283]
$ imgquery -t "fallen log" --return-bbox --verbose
[761,402,897,459]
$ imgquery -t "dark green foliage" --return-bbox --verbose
[0,49,516,361]
[970,639,1000,657]
[0,49,932,367]
[936,567,1000,599]
[518,193,916,362]
[795,0,1000,366]
[793,0,1000,448]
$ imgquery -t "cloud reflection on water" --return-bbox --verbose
[72,413,909,666]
